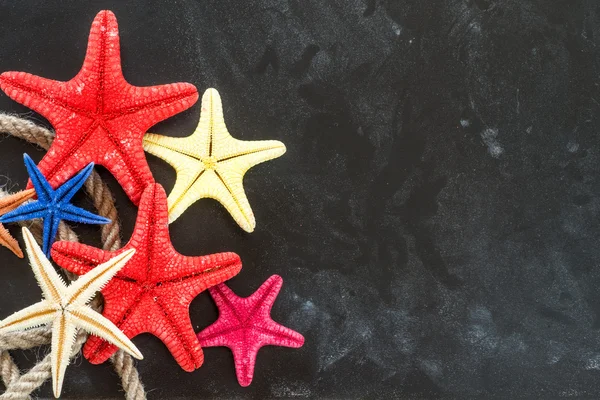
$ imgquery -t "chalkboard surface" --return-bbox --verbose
[1,0,600,398]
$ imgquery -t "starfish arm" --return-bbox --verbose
[196,301,244,346]
[69,305,142,360]
[0,189,36,215]
[59,203,111,225]
[77,10,198,118]
[150,251,241,284]
[197,88,228,150]
[22,227,68,302]
[204,169,256,232]
[142,294,206,371]
[216,139,286,169]
[0,189,35,257]
[116,184,172,272]
[196,287,242,345]
[23,154,53,203]
[0,224,23,258]
[2,11,124,121]
[0,300,56,333]
[75,11,124,99]
[155,299,206,371]
[65,249,135,307]
[0,73,79,130]
[30,134,98,192]
[248,275,283,317]
[196,87,287,165]
[205,283,244,324]
[247,276,304,348]
[153,262,241,307]
[196,319,236,346]
[41,214,61,257]
[53,241,145,282]
[144,131,205,160]
[168,170,255,230]
[97,133,155,204]
[198,321,263,387]
[54,162,94,204]
[164,169,213,224]
[94,279,145,327]
[223,325,302,387]
[256,320,305,348]
[143,140,206,217]
[0,201,47,224]
[84,293,205,371]
[109,83,198,122]
[82,280,146,364]
[51,241,112,276]
[51,313,79,398]
[231,338,261,387]
[143,135,205,175]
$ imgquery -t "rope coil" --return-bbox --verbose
[0,113,146,400]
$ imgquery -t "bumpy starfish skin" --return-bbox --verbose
[51,183,242,371]
[0,154,110,256]
[0,188,35,257]
[197,275,304,386]
[143,88,286,231]
[0,10,198,204]
[0,227,141,398]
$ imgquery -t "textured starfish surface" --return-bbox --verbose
[0,154,109,257]
[143,88,286,232]
[0,10,198,205]
[51,183,242,371]
[0,227,141,398]
[0,188,35,257]
[197,275,304,386]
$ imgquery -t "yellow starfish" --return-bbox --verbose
[0,188,36,257]
[143,88,286,232]
[0,227,142,398]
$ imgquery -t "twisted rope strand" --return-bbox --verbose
[0,114,145,399]
[0,353,19,393]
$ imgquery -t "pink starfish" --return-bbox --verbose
[197,275,304,386]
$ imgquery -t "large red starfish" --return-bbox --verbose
[0,10,198,204]
[197,275,304,386]
[51,183,242,371]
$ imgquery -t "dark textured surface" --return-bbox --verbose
[1,0,600,398]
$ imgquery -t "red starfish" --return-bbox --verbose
[51,183,242,371]
[197,275,304,386]
[0,10,198,204]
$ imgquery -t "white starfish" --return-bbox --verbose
[143,88,286,232]
[0,227,142,398]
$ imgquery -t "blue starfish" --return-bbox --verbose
[0,154,110,256]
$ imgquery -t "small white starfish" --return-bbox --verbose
[0,227,142,398]
[143,88,286,232]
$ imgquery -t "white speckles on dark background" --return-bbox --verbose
[480,128,504,158]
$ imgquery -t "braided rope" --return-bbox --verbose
[0,114,146,399]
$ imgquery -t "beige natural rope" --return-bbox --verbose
[0,114,146,400]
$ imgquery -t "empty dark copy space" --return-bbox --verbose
[1,0,600,399]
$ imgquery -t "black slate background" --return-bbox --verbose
[1,0,600,398]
